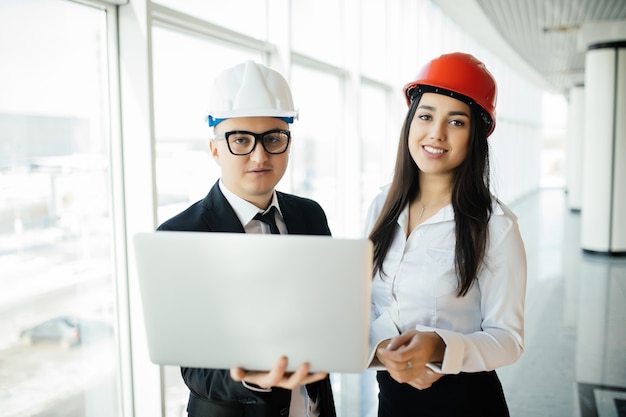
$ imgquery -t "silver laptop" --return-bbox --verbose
[133,231,372,373]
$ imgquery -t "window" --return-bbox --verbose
[153,0,267,40]
[360,0,388,80]
[292,0,343,65]
[360,84,393,229]
[289,65,343,234]
[0,1,120,416]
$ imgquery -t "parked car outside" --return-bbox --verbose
[19,315,113,348]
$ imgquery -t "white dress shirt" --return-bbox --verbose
[218,180,319,417]
[365,185,527,374]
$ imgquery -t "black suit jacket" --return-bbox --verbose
[158,181,337,417]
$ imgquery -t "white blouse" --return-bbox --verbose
[365,187,527,374]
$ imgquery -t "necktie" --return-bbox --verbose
[253,206,280,234]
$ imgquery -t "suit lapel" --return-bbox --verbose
[200,182,246,233]
[277,192,305,235]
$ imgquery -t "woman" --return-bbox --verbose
[365,52,526,416]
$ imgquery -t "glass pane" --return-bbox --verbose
[0,1,120,416]
[153,0,267,40]
[151,26,262,417]
[292,0,342,65]
[360,84,392,229]
[289,65,342,234]
[361,0,387,80]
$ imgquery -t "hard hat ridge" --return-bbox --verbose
[207,60,299,127]
[233,62,276,112]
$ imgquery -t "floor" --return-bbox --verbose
[331,188,626,417]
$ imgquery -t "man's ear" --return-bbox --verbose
[209,139,221,165]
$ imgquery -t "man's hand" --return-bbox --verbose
[230,356,328,390]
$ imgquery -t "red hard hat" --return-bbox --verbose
[403,52,497,136]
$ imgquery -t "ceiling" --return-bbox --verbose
[432,0,626,96]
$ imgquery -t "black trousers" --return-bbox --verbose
[377,370,510,417]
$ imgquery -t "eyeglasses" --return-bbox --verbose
[214,129,291,156]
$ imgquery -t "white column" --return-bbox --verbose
[565,85,584,211]
[579,21,626,254]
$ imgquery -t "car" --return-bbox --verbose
[19,315,113,348]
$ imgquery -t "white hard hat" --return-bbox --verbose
[207,60,299,127]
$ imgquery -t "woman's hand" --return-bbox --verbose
[230,356,328,390]
[405,367,443,390]
[376,330,445,389]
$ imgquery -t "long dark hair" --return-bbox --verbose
[368,91,493,296]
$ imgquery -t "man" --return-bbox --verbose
[158,61,336,417]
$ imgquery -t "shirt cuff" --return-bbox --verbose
[241,380,272,392]
[368,310,400,369]
[415,325,464,374]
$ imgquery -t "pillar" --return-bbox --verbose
[566,85,584,212]
[579,21,626,254]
